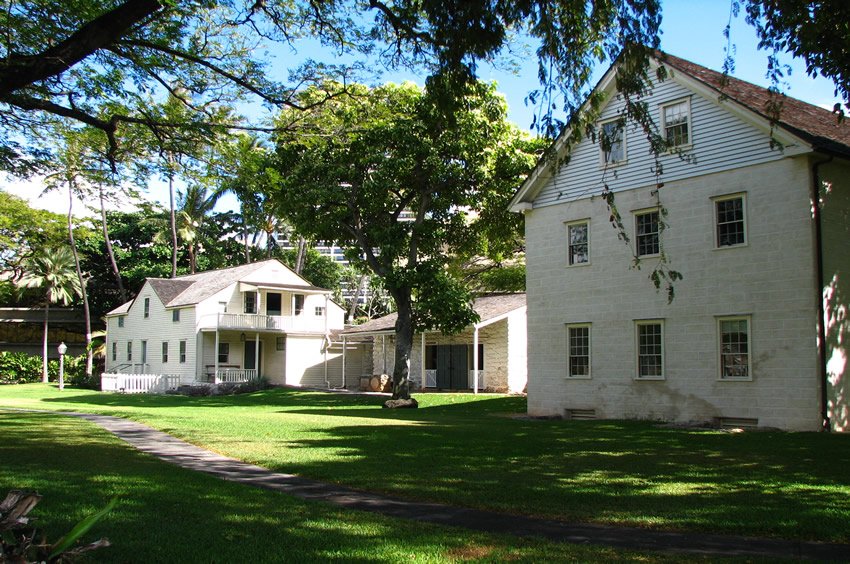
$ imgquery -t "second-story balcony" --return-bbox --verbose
[199,312,328,334]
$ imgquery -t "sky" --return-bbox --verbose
[2,1,843,216]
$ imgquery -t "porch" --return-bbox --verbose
[101,368,259,394]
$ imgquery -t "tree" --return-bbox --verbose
[0,191,67,277]
[17,247,82,382]
[277,247,343,298]
[273,81,540,401]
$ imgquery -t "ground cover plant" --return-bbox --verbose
[1,384,848,543]
[0,410,707,563]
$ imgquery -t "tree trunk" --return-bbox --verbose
[168,160,178,278]
[390,289,414,400]
[294,237,308,274]
[188,243,197,274]
[99,184,126,302]
[348,273,368,320]
[41,298,49,383]
[68,181,92,377]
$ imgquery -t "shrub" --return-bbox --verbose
[0,351,43,384]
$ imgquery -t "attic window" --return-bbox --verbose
[143,297,150,318]
[599,119,625,165]
[118,316,125,328]
[661,99,691,148]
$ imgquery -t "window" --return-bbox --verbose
[661,99,691,148]
[141,340,147,364]
[567,221,589,266]
[162,341,168,363]
[567,324,591,378]
[218,342,230,363]
[718,316,751,379]
[127,341,132,361]
[111,341,117,362]
[635,210,660,257]
[244,292,257,314]
[179,340,186,363]
[172,309,180,322]
[714,194,747,247]
[218,301,227,313]
[276,336,286,351]
[314,306,325,316]
[118,316,124,328]
[636,320,664,379]
[294,294,305,315]
[144,297,150,318]
[599,118,625,164]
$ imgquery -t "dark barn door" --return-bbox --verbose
[434,345,468,389]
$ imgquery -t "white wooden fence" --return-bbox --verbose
[101,373,182,394]
[212,368,257,384]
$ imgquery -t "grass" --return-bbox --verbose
[2,410,710,563]
[1,384,849,544]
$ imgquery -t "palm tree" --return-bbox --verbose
[17,247,82,383]
[177,185,222,273]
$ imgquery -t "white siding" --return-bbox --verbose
[535,76,795,208]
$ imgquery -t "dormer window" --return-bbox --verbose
[599,119,625,165]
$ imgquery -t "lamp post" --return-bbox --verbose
[57,342,67,391]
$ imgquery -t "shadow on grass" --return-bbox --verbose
[5,411,673,563]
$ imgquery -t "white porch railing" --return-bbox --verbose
[211,368,257,384]
[101,373,181,394]
[199,313,327,333]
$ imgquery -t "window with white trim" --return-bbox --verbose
[179,340,187,363]
[127,341,132,361]
[162,341,168,363]
[218,342,230,364]
[567,220,589,266]
[635,210,660,257]
[244,292,257,314]
[661,99,691,148]
[294,294,305,315]
[718,316,751,379]
[172,309,180,322]
[118,316,124,328]
[314,306,325,316]
[141,340,147,364]
[714,194,747,247]
[143,297,150,318]
[566,324,591,378]
[111,341,117,362]
[636,320,664,379]
[599,119,625,164]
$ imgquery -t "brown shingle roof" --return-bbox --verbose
[148,279,195,307]
[342,293,526,335]
[660,52,850,157]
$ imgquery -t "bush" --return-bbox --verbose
[0,351,99,387]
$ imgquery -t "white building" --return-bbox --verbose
[510,52,850,431]
[104,259,346,390]
[341,294,527,393]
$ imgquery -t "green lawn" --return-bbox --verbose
[3,410,691,563]
[2,384,849,544]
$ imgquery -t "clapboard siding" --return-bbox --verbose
[535,76,789,208]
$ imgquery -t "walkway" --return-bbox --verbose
[37,411,850,560]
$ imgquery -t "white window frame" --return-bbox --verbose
[717,315,752,381]
[566,220,590,266]
[118,316,124,328]
[111,341,117,362]
[634,208,661,258]
[314,306,325,316]
[635,320,665,380]
[172,309,180,322]
[127,341,132,362]
[143,297,150,318]
[713,193,748,249]
[179,340,187,363]
[660,98,692,149]
[598,118,626,166]
[244,292,257,314]
[161,341,168,363]
[566,323,592,379]
[141,340,147,364]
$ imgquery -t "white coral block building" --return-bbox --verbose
[510,52,850,431]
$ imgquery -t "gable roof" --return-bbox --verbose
[105,259,327,315]
[510,51,850,210]
[660,52,850,158]
[342,293,526,336]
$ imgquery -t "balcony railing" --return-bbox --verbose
[199,313,327,333]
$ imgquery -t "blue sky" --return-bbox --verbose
[4,1,842,214]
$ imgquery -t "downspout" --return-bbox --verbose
[473,325,480,394]
[811,155,833,431]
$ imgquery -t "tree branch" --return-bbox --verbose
[0,0,163,98]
